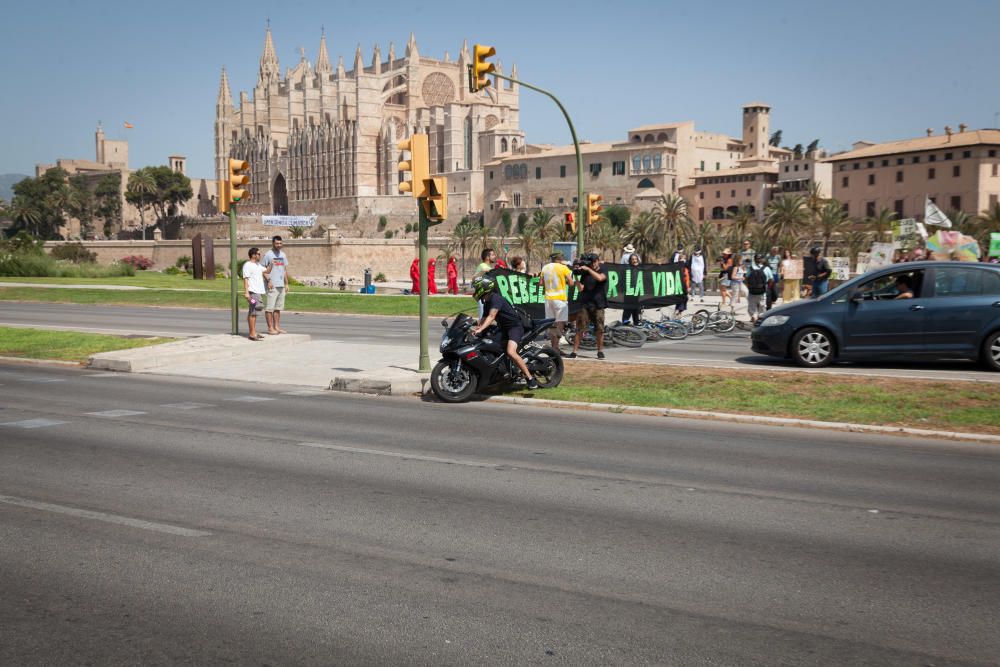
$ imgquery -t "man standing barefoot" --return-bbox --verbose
[263,235,292,334]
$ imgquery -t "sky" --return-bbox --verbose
[1,0,998,178]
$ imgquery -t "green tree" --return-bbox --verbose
[516,222,541,272]
[975,202,1000,251]
[125,166,193,238]
[125,170,156,239]
[516,212,529,234]
[844,229,872,267]
[864,207,897,242]
[792,143,804,159]
[94,174,121,237]
[769,130,783,147]
[763,195,808,251]
[67,174,97,238]
[815,200,851,254]
[10,169,71,239]
[530,208,559,243]
[806,139,820,155]
[450,215,477,285]
[724,202,756,249]
[622,211,665,261]
[587,219,621,261]
[652,194,691,254]
[601,204,631,229]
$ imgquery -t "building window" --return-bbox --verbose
[868,174,875,185]
[512,192,521,207]
[535,167,541,179]
[866,201,876,217]
[842,202,849,214]
[589,162,602,176]
[633,156,641,171]
[643,156,651,170]
[715,162,720,170]
[784,166,789,172]
[794,165,799,172]
[894,199,904,217]
[929,154,937,162]
[840,165,846,171]
[842,176,849,187]
[991,194,999,207]
[504,165,513,179]
[989,149,997,157]
[558,197,564,204]
[653,155,662,169]
[962,150,971,158]
[489,171,494,180]
[853,163,860,170]
[881,159,889,167]
[867,161,874,168]
[535,197,543,205]
[698,207,704,221]
[560,165,566,178]
[896,171,903,183]
[501,138,508,152]
[699,191,704,199]
[953,165,961,177]
[928,167,936,180]
[715,190,721,198]
[711,206,724,219]
[700,160,705,171]
[912,156,921,163]
[944,152,953,160]
[950,195,961,211]
[994,164,999,177]
[612,160,625,175]
[804,163,809,171]
[730,190,735,197]
[897,158,904,165]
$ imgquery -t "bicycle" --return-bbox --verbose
[563,320,646,350]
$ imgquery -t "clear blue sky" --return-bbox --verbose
[2,0,998,178]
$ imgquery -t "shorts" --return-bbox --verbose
[502,326,524,344]
[544,299,569,322]
[720,278,731,287]
[747,293,766,317]
[247,293,264,316]
[266,286,286,312]
[576,306,605,329]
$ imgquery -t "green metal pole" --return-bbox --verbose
[490,72,584,257]
[229,204,238,335]
[417,200,430,372]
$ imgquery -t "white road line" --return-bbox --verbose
[0,418,68,429]
[18,377,66,383]
[281,390,327,397]
[224,396,276,402]
[161,402,215,410]
[296,442,502,469]
[0,495,210,537]
[86,409,147,418]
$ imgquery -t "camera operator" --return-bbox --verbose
[569,253,608,359]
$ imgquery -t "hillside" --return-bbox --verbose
[0,173,30,202]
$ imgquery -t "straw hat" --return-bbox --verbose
[623,244,635,253]
[722,247,733,255]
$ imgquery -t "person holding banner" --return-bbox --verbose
[541,251,579,354]
[569,253,608,360]
[622,253,642,324]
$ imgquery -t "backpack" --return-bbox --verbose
[746,266,767,295]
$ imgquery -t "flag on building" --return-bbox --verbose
[124,122,134,129]
[924,197,952,228]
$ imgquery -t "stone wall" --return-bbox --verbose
[43,237,498,282]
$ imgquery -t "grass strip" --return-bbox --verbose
[0,326,175,363]
[520,363,1000,435]
[0,287,475,317]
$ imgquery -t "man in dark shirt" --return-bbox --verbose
[569,253,609,359]
[809,246,832,298]
[470,276,538,389]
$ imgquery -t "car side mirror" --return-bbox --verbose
[441,319,449,328]
[850,292,864,304]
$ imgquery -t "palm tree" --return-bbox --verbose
[725,203,756,247]
[652,194,691,253]
[9,198,42,237]
[792,143,804,159]
[126,171,156,240]
[621,211,661,261]
[864,207,897,243]
[587,219,620,261]
[689,221,720,265]
[815,200,851,254]
[804,181,826,223]
[974,202,1000,250]
[450,216,477,286]
[763,195,808,250]
[844,229,872,267]
[769,130,783,147]
[530,208,557,242]
[516,223,541,272]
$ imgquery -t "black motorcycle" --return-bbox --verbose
[430,312,565,403]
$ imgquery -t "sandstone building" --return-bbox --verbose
[216,29,523,232]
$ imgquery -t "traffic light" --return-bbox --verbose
[228,159,250,205]
[398,134,429,198]
[423,177,448,224]
[564,211,576,234]
[217,179,229,214]
[586,193,603,226]
[470,44,496,92]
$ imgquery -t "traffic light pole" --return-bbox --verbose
[489,72,585,257]
[229,204,238,335]
[417,200,431,372]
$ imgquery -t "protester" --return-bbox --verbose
[674,253,689,315]
[780,249,800,303]
[740,239,755,269]
[620,243,636,264]
[570,253,608,359]
[241,247,271,341]
[745,253,774,325]
[427,258,438,294]
[540,251,578,354]
[621,253,642,325]
[730,252,745,305]
[475,248,496,278]
[808,246,832,298]
[719,249,734,307]
[671,244,684,263]
[446,256,459,294]
[409,257,420,294]
[262,235,291,334]
[687,246,705,302]
[509,255,528,274]
[766,246,782,309]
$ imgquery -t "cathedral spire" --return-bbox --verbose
[217,67,233,108]
[259,26,280,84]
[316,31,332,76]
[372,43,382,74]
[405,32,418,59]
[354,43,364,75]
[337,54,345,79]
[461,39,469,60]
[388,42,395,63]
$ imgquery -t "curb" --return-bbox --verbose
[329,375,429,396]
[0,355,82,367]
[88,334,312,372]
[485,395,1000,444]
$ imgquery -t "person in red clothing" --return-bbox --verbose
[428,258,438,294]
[409,257,420,294]
[446,256,459,294]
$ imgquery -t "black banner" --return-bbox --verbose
[489,262,688,319]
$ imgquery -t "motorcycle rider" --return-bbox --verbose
[469,275,539,390]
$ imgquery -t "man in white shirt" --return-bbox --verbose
[262,235,292,334]
[688,246,706,301]
[242,247,271,341]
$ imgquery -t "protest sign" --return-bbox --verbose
[869,243,895,269]
[489,262,688,320]
[781,259,803,280]
[262,215,317,227]
[855,252,871,275]
[830,257,851,281]
[990,232,1000,258]
[892,218,919,250]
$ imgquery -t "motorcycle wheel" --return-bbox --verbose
[430,360,478,403]
[528,347,564,388]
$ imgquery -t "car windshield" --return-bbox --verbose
[818,273,867,300]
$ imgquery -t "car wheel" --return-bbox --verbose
[791,327,835,368]
[982,330,1000,372]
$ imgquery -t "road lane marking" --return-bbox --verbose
[281,390,327,396]
[86,410,147,418]
[18,377,66,383]
[296,442,502,469]
[0,418,68,429]
[161,402,215,410]
[0,495,210,537]
[224,396,276,403]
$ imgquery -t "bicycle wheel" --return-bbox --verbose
[639,321,663,341]
[609,325,646,348]
[658,321,688,340]
[687,309,710,335]
[707,310,736,333]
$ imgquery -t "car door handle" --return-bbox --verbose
[909,305,925,311]
[993,301,1000,308]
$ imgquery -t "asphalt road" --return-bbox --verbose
[1,301,996,382]
[2,362,999,664]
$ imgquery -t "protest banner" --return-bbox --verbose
[262,214,317,227]
[855,251,871,275]
[892,218,919,250]
[781,258,803,280]
[830,257,851,281]
[990,232,1000,258]
[869,242,895,269]
[488,262,688,320]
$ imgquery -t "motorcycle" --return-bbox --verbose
[430,312,565,403]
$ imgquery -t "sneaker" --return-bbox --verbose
[597,351,605,360]
[526,378,539,390]
[567,352,577,359]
